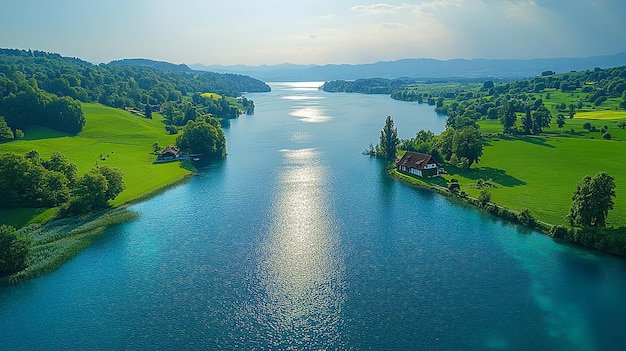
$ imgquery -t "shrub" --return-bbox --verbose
[0,225,31,277]
[497,207,517,221]
[549,225,568,239]
[517,208,536,227]
[603,132,611,140]
[478,189,491,207]
[165,125,178,134]
[448,179,460,193]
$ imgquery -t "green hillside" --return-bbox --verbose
[0,103,191,227]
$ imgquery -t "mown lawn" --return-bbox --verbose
[442,120,626,227]
[0,103,192,227]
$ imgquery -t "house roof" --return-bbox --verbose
[396,151,437,170]
[161,145,179,156]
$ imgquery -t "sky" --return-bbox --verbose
[1,0,625,66]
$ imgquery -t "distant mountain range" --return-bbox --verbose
[189,53,626,81]
[108,58,194,72]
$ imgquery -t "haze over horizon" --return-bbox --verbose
[1,0,624,66]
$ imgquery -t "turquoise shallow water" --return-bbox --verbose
[2,82,626,350]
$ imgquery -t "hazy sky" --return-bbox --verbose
[1,0,624,65]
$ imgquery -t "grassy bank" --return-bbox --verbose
[1,103,195,282]
[0,103,193,227]
[395,115,626,229]
[4,208,139,283]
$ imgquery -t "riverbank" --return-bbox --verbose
[2,166,196,284]
[390,168,626,257]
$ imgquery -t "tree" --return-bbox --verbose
[378,115,399,161]
[97,165,126,201]
[452,126,483,168]
[71,169,109,211]
[566,172,616,228]
[43,152,78,185]
[478,189,491,207]
[521,108,532,135]
[499,101,517,134]
[436,127,456,161]
[0,225,31,277]
[531,105,551,134]
[152,142,162,154]
[175,117,226,158]
[0,116,14,141]
[144,104,153,119]
[557,114,566,130]
[46,96,86,134]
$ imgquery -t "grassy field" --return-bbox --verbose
[0,103,192,227]
[434,119,626,227]
[200,92,222,99]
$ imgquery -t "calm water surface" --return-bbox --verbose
[2,82,626,350]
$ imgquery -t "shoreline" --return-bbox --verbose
[388,168,626,257]
[4,163,196,284]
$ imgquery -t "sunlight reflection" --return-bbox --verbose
[281,95,323,101]
[282,82,324,90]
[289,132,311,143]
[289,107,332,123]
[251,147,344,348]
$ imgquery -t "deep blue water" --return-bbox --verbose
[2,82,626,350]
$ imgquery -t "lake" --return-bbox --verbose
[1,82,626,350]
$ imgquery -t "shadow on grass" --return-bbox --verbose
[22,126,71,140]
[446,165,526,187]
[498,135,556,148]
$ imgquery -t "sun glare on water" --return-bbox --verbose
[241,147,345,348]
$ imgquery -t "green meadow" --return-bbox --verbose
[0,103,192,227]
[200,92,222,100]
[439,119,626,227]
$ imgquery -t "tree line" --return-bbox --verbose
[367,115,484,170]
[0,48,269,136]
[0,72,85,135]
[0,150,125,214]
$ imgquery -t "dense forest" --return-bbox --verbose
[0,48,270,137]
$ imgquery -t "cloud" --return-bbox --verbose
[2,0,625,65]
[350,1,461,16]
[351,3,415,15]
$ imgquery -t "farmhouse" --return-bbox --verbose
[396,151,439,177]
[157,145,180,161]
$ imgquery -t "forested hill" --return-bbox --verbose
[0,49,270,100]
[0,48,270,135]
[107,58,194,72]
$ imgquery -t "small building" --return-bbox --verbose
[396,151,439,177]
[158,145,180,161]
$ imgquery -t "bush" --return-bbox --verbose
[478,189,491,207]
[497,207,517,221]
[549,225,568,239]
[165,124,178,134]
[603,132,611,140]
[562,227,626,256]
[517,208,536,227]
[0,225,31,277]
[448,179,460,193]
